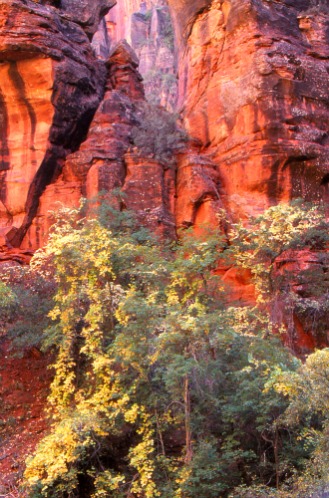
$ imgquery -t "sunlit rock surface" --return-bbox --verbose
[23,40,176,248]
[0,0,113,248]
[168,0,329,221]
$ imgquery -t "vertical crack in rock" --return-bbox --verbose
[8,61,37,167]
[0,88,9,174]
[9,75,107,248]
[0,0,111,247]
[8,152,59,247]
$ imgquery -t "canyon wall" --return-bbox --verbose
[0,0,179,256]
[168,0,329,221]
[166,0,329,349]
[1,0,329,486]
[0,0,116,250]
[23,39,176,248]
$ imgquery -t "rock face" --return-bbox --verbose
[273,247,329,352]
[165,0,329,351]
[23,40,176,248]
[60,0,115,39]
[168,0,329,221]
[0,0,116,249]
[166,0,329,349]
[0,0,179,253]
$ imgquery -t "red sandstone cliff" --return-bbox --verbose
[2,0,328,251]
[169,0,329,222]
[168,0,329,221]
[167,0,329,348]
[23,39,177,247]
[0,0,117,250]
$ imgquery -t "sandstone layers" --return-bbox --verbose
[0,0,116,249]
[168,0,329,221]
[0,0,179,252]
[166,0,329,348]
[24,39,176,247]
[3,0,328,245]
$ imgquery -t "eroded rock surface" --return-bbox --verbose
[165,0,329,347]
[168,0,329,221]
[0,0,114,249]
[23,40,176,248]
[94,0,177,111]
[273,248,329,352]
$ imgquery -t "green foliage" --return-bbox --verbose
[229,200,329,302]
[176,440,228,497]
[91,470,126,498]
[259,348,329,496]
[1,199,327,497]
[131,102,187,168]
[143,70,177,107]
[18,202,305,498]
[0,280,17,334]
[229,201,329,346]
[226,202,329,496]
[0,262,55,352]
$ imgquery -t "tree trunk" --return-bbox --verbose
[184,375,193,463]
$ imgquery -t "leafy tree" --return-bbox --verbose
[265,348,329,496]
[0,280,17,335]
[20,203,304,497]
[1,198,326,496]
[229,200,329,303]
[229,200,329,348]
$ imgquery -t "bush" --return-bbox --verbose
[0,262,56,353]
[131,102,188,168]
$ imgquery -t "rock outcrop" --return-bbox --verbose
[95,0,177,111]
[22,40,176,248]
[168,0,329,221]
[0,0,116,250]
[271,247,329,352]
[166,0,329,349]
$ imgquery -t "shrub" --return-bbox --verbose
[131,102,188,168]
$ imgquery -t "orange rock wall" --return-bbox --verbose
[168,0,329,222]
[23,40,176,248]
[106,0,152,45]
[0,0,114,249]
[1,0,328,247]
[168,0,329,349]
[0,57,54,244]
